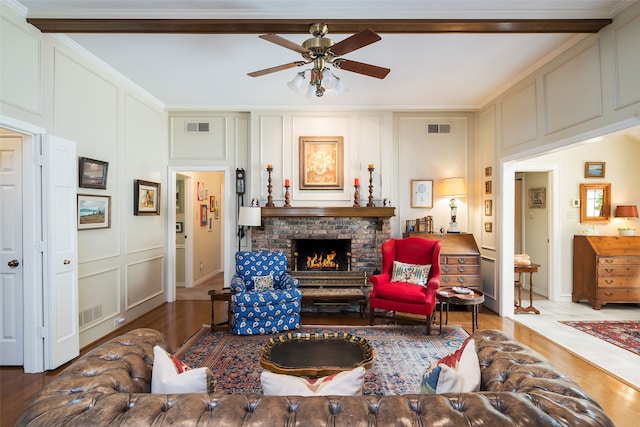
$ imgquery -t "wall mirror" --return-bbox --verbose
[579,183,611,223]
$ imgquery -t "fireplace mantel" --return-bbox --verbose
[260,206,395,218]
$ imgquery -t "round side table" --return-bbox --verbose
[436,287,485,334]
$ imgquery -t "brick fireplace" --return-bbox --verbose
[250,207,394,274]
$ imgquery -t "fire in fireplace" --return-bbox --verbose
[292,239,351,271]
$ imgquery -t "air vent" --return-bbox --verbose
[185,121,210,133]
[427,123,451,134]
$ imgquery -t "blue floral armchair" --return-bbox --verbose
[230,250,302,335]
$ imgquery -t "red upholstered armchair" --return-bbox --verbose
[369,237,441,334]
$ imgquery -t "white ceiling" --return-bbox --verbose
[11,0,638,111]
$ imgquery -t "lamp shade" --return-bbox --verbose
[238,206,261,227]
[614,205,639,218]
[442,177,467,197]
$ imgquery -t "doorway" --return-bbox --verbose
[168,166,233,302]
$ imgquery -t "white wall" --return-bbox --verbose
[1,3,168,347]
[478,1,640,315]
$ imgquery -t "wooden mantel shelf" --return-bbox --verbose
[261,206,395,218]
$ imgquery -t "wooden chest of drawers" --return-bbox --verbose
[572,235,640,309]
[402,232,481,291]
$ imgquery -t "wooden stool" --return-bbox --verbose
[514,264,540,314]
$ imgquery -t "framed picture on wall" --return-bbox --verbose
[176,222,183,233]
[299,136,344,190]
[584,162,605,178]
[485,180,492,194]
[529,187,546,209]
[484,199,493,216]
[484,222,493,232]
[79,157,108,189]
[134,180,160,215]
[78,194,111,230]
[411,179,434,208]
[200,204,207,226]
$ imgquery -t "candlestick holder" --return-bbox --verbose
[367,166,375,207]
[353,185,360,207]
[266,166,275,207]
[284,185,291,207]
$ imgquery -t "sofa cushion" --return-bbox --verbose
[391,261,431,286]
[261,367,366,396]
[151,346,210,394]
[420,338,480,394]
[374,281,427,304]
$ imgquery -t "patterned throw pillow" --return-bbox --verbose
[390,261,431,286]
[419,338,481,394]
[261,367,366,396]
[252,274,274,291]
[151,346,210,394]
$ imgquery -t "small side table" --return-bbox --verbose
[514,264,541,314]
[437,288,484,334]
[208,289,233,332]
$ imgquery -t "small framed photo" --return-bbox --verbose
[134,179,161,216]
[529,187,546,209]
[484,222,493,232]
[77,194,111,230]
[484,166,492,177]
[210,195,216,212]
[485,180,492,195]
[484,199,493,216]
[176,222,183,233]
[585,162,605,178]
[197,181,205,200]
[79,157,108,189]
[200,204,208,226]
[411,179,434,208]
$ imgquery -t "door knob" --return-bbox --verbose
[8,259,19,267]
[63,259,71,265]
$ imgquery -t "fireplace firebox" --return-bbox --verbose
[292,239,351,272]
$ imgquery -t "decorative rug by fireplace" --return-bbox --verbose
[559,320,640,357]
[174,325,469,395]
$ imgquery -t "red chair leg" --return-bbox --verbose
[369,307,375,326]
[426,314,432,335]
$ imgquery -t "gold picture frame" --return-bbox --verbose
[299,136,344,190]
[529,187,546,209]
[584,162,605,178]
[411,179,434,208]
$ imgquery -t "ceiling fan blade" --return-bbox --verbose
[330,29,381,56]
[248,61,307,77]
[333,59,390,79]
[259,34,309,54]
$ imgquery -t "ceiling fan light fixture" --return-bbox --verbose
[322,68,337,89]
[335,77,347,95]
[287,71,306,92]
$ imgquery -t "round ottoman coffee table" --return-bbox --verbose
[259,332,375,377]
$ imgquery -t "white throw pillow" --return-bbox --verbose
[390,261,431,286]
[261,367,366,396]
[151,345,210,394]
[419,339,481,394]
[252,274,275,291]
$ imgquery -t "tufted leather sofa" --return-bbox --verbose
[17,328,614,426]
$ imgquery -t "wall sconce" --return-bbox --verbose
[442,177,467,233]
[238,206,262,252]
[614,205,638,236]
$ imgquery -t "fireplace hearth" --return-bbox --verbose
[292,239,351,272]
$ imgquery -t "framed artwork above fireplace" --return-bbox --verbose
[299,136,344,190]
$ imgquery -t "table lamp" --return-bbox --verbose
[238,206,262,251]
[614,205,638,236]
[442,177,467,233]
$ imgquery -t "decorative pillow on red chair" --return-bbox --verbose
[419,338,481,394]
[390,261,431,286]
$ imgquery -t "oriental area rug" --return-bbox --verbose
[559,320,640,357]
[174,325,469,395]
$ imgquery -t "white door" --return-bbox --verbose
[0,135,24,365]
[43,135,79,369]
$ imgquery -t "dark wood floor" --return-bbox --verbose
[2,301,638,426]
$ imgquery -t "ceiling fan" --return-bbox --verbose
[247,23,390,97]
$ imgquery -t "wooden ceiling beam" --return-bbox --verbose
[26,18,612,34]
